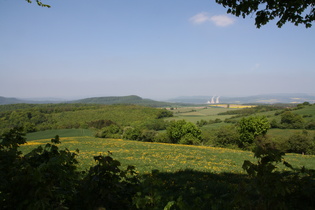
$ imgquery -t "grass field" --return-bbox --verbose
[20,136,315,174]
[268,128,315,138]
[26,129,94,140]
[167,107,236,123]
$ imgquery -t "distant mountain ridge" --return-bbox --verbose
[69,95,173,107]
[167,93,315,104]
[0,95,177,107]
[1,93,314,106]
[0,96,27,105]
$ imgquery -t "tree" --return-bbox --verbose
[285,131,314,154]
[215,0,315,28]
[166,120,202,144]
[213,125,240,147]
[280,111,304,128]
[238,115,270,148]
[25,0,51,8]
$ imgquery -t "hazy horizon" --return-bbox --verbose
[1,1,314,100]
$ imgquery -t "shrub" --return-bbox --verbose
[237,116,270,149]
[166,120,202,144]
[139,130,157,142]
[123,127,142,140]
[96,124,122,138]
[213,125,240,147]
[280,111,304,129]
[179,133,201,145]
[153,132,172,143]
[0,128,140,210]
[285,131,314,154]
[0,130,80,209]
[74,154,139,209]
[235,143,315,210]
[305,121,315,130]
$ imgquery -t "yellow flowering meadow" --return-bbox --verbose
[20,136,315,174]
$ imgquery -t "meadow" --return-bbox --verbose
[21,135,315,174]
[11,103,315,209]
[167,106,236,123]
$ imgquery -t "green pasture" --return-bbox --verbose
[26,129,94,140]
[293,105,315,119]
[268,128,315,139]
[20,136,315,174]
[167,107,236,123]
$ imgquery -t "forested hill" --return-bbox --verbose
[0,96,25,105]
[69,95,175,107]
[0,95,181,107]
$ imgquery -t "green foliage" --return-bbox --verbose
[0,129,140,209]
[142,119,168,131]
[153,132,172,143]
[74,153,139,209]
[306,120,315,130]
[213,125,240,147]
[238,116,270,148]
[0,130,79,209]
[215,0,315,28]
[122,127,158,142]
[235,142,315,209]
[178,133,201,145]
[0,104,169,132]
[218,105,284,117]
[166,120,202,144]
[285,131,315,154]
[123,127,142,141]
[156,109,173,119]
[280,111,304,129]
[96,124,122,138]
[133,169,239,210]
[88,119,117,129]
[139,130,158,142]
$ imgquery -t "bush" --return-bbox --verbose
[122,127,142,140]
[0,128,140,210]
[96,124,122,138]
[0,130,79,209]
[153,132,172,143]
[139,130,157,142]
[74,154,139,209]
[213,125,240,147]
[166,120,202,144]
[179,133,201,145]
[237,116,270,149]
[270,119,279,128]
[235,143,315,210]
[280,111,304,129]
[305,121,315,130]
[285,131,314,154]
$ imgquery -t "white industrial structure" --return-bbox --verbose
[207,96,220,104]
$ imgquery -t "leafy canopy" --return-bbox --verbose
[238,115,270,148]
[215,0,315,28]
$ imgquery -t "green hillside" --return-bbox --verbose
[69,95,176,107]
[0,103,172,133]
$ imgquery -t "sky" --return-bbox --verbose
[1,0,315,100]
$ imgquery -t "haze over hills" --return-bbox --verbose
[0,93,315,106]
[167,93,315,104]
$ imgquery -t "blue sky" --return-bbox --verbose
[1,0,314,100]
